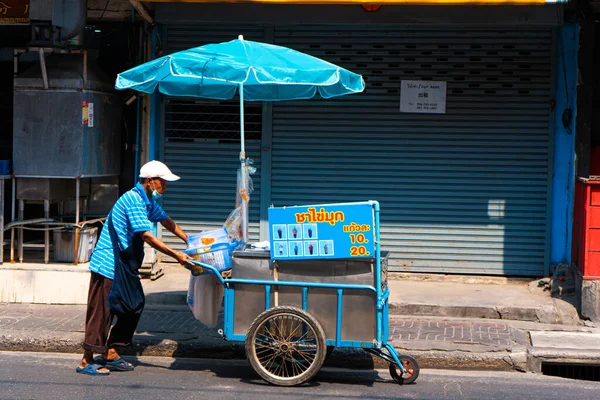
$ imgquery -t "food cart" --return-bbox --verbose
[190,201,419,386]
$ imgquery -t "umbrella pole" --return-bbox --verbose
[239,83,248,246]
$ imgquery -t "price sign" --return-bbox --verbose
[269,202,376,260]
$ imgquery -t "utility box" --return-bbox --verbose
[572,178,600,280]
[13,55,121,178]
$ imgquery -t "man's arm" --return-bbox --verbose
[141,231,193,266]
[160,217,188,244]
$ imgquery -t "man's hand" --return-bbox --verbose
[141,230,195,268]
[175,251,194,267]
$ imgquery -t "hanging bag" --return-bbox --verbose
[106,213,146,318]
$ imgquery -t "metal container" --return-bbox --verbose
[53,227,98,263]
[231,250,389,342]
[13,55,121,178]
[87,178,119,215]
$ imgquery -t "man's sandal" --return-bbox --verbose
[76,363,110,376]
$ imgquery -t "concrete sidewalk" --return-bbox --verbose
[1,265,598,373]
[143,265,584,325]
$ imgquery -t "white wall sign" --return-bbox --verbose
[400,80,447,114]
[88,103,94,127]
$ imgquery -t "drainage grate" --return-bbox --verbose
[542,363,600,381]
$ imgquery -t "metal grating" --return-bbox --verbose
[542,363,600,382]
[165,100,261,141]
[271,26,554,276]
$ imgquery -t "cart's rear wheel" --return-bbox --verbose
[245,306,327,386]
[389,355,419,385]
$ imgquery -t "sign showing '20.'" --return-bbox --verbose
[268,202,376,261]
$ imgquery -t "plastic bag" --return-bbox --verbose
[237,158,256,209]
[231,159,256,246]
[186,273,224,327]
[223,207,243,245]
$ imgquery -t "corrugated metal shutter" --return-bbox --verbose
[271,26,553,276]
[161,26,264,250]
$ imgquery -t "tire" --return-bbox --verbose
[389,355,420,385]
[245,306,327,386]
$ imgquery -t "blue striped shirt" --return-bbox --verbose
[89,183,168,279]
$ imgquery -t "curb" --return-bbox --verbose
[0,331,529,372]
[388,303,581,326]
[526,348,600,373]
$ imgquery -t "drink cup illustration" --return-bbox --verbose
[293,228,297,238]
[294,245,298,255]
[309,244,314,255]
[308,228,313,238]
[324,244,329,254]
[277,228,282,239]
[279,244,283,255]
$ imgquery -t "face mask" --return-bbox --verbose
[150,180,162,200]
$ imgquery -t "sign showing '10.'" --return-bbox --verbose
[268,202,376,261]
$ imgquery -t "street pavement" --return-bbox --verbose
[1,352,600,400]
[1,301,598,373]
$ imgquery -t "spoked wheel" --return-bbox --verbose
[245,306,327,386]
[389,355,420,385]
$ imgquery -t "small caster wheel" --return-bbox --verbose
[389,355,419,385]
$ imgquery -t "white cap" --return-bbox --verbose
[139,160,180,181]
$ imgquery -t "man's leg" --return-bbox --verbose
[79,272,113,372]
[97,313,141,370]
[106,312,141,351]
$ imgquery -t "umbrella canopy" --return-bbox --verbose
[116,36,365,246]
[115,37,365,100]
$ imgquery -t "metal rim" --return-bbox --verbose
[389,356,419,385]
[252,312,320,382]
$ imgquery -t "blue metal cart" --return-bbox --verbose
[190,201,419,386]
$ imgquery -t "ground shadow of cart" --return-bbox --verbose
[127,290,379,386]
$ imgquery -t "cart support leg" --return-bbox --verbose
[336,289,343,347]
[302,287,308,311]
[265,285,271,310]
[385,343,408,374]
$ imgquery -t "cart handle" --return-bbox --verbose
[189,260,378,293]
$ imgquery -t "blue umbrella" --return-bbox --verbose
[116,35,365,243]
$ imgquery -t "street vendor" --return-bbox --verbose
[76,160,194,376]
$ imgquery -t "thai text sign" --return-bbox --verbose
[269,202,375,260]
[0,0,29,24]
[400,80,447,114]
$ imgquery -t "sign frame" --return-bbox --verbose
[268,201,376,261]
[400,79,447,114]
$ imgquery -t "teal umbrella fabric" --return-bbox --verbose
[116,36,365,246]
[115,37,365,100]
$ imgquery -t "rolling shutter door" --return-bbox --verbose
[161,26,264,250]
[271,26,553,276]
